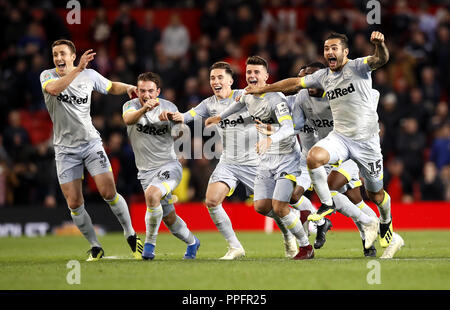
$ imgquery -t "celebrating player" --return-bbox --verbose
[40,39,142,261]
[256,62,380,256]
[246,32,404,258]
[160,61,299,259]
[122,72,200,260]
[206,56,314,260]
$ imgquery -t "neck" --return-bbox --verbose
[216,88,232,100]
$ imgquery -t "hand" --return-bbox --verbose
[245,84,263,95]
[78,49,96,70]
[159,110,171,121]
[126,85,138,99]
[255,137,272,155]
[370,31,385,45]
[205,115,221,127]
[143,98,160,111]
[255,119,274,136]
[170,111,184,123]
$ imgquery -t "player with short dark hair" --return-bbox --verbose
[40,39,142,261]
[206,56,314,260]
[246,32,404,259]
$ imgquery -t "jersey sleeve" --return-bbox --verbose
[301,69,326,90]
[219,96,246,120]
[87,69,112,94]
[40,69,59,92]
[269,93,295,144]
[183,100,210,123]
[352,57,373,76]
[122,99,140,117]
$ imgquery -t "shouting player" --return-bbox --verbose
[206,56,314,260]
[161,61,299,259]
[122,72,200,260]
[246,32,404,259]
[40,39,142,261]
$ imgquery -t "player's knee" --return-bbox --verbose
[162,211,176,226]
[272,200,289,217]
[366,188,384,204]
[145,186,163,207]
[205,195,223,209]
[306,147,329,169]
[67,198,84,209]
[290,186,304,204]
[254,200,271,215]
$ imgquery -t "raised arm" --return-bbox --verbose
[366,31,389,70]
[44,49,95,96]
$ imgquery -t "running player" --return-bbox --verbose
[246,32,404,258]
[160,61,299,259]
[122,72,200,260]
[255,62,379,256]
[40,39,142,261]
[206,56,314,260]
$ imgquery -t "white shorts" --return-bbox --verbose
[254,151,301,202]
[54,139,111,184]
[209,162,256,197]
[314,131,383,192]
[332,159,362,192]
[138,160,182,212]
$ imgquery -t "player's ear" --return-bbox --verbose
[156,88,161,97]
[344,48,349,57]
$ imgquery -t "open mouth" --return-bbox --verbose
[327,57,337,67]
[213,86,222,92]
[57,63,66,71]
[248,79,258,85]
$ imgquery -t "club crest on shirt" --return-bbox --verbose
[343,68,352,80]
[78,82,88,91]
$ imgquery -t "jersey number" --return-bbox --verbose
[368,160,382,175]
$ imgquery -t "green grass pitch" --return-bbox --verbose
[1,230,449,290]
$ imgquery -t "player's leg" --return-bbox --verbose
[86,142,141,258]
[162,206,200,259]
[292,157,331,249]
[56,149,103,261]
[355,135,404,258]
[307,132,349,217]
[61,179,104,261]
[141,163,183,260]
[327,166,379,250]
[205,181,245,259]
[253,167,299,258]
[272,178,313,260]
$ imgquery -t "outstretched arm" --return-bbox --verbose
[109,81,137,98]
[245,78,304,95]
[366,31,389,70]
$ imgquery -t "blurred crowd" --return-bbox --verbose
[0,0,449,208]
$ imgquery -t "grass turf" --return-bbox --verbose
[1,230,449,290]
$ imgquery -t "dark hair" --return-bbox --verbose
[246,55,268,71]
[325,32,349,48]
[306,62,326,70]
[52,39,76,54]
[137,72,162,88]
[209,61,233,76]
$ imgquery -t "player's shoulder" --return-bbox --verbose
[40,68,57,79]
[158,97,177,110]
[123,98,141,109]
[265,91,287,102]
